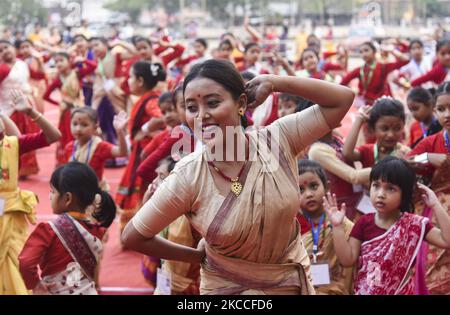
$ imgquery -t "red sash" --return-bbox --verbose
[354,213,428,295]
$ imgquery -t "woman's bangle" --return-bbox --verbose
[31,112,43,122]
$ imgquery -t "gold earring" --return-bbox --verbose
[238,108,245,116]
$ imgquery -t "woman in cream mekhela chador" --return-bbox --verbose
[122,59,354,295]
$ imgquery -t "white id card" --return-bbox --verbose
[103,79,115,92]
[156,268,171,295]
[0,198,5,216]
[310,263,331,286]
[357,194,376,214]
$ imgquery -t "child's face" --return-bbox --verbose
[299,172,326,214]
[373,116,404,150]
[175,92,187,124]
[19,42,32,58]
[360,44,375,63]
[245,46,261,64]
[302,50,319,72]
[128,68,144,95]
[410,43,423,61]
[194,42,206,56]
[435,94,450,132]
[155,162,170,183]
[0,43,15,62]
[50,185,66,214]
[91,40,107,58]
[160,101,180,128]
[370,179,402,215]
[219,44,232,59]
[71,112,97,144]
[278,99,297,118]
[407,100,433,123]
[437,44,450,68]
[136,40,153,60]
[55,55,70,73]
[74,37,88,53]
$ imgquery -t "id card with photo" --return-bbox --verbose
[156,268,171,295]
[310,263,331,286]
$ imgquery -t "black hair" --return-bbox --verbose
[132,61,166,90]
[361,41,377,53]
[368,98,405,129]
[409,39,424,50]
[298,159,328,190]
[195,38,208,49]
[184,59,246,127]
[133,36,152,48]
[369,156,416,213]
[279,93,303,106]
[436,39,450,54]
[294,96,315,113]
[50,162,116,227]
[15,39,33,49]
[71,107,98,123]
[53,51,70,61]
[219,39,232,50]
[244,42,259,54]
[90,36,109,48]
[435,81,450,99]
[300,47,320,65]
[72,34,89,44]
[158,91,173,107]
[240,71,256,84]
[407,87,433,107]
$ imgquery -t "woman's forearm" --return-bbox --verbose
[433,202,450,245]
[126,235,204,264]
[270,75,354,128]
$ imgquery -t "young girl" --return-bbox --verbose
[407,82,450,294]
[296,48,334,82]
[16,39,48,114]
[64,107,128,191]
[297,160,354,295]
[19,162,117,295]
[343,98,411,168]
[116,61,166,236]
[396,40,433,90]
[340,42,409,106]
[407,87,442,148]
[411,40,450,88]
[141,157,201,295]
[236,43,268,76]
[43,52,97,166]
[324,157,450,295]
[0,90,61,295]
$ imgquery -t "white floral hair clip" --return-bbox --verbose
[150,64,159,77]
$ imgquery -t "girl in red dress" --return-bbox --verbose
[340,41,409,106]
[407,82,450,294]
[43,52,97,166]
[116,61,166,237]
[19,162,116,295]
[325,157,450,295]
[64,107,128,191]
[343,98,411,168]
[406,87,442,149]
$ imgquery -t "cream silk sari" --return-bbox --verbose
[132,105,330,295]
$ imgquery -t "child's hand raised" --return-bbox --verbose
[113,111,128,132]
[323,192,346,227]
[357,105,371,122]
[417,182,441,208]
[10,90,32,114]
